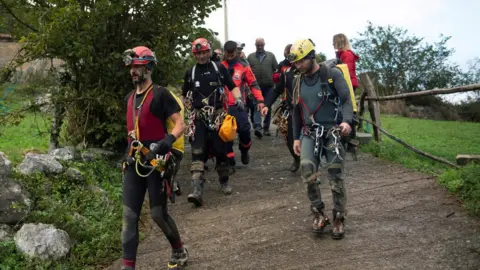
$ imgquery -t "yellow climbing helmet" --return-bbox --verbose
[287,39,315,63]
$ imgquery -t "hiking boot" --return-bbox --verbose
[187,180,203,207]
[311,207,330,233]
[173,180,182,196]
[254,128,263,139]
[331,211,345,240]
[289,157,300,172]
[263,128,271,136]
[241,150,250,165]
[229,158,236,175]
[167,247,189,269]
[219,178,232,195]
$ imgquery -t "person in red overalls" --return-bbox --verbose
[221,40,264,173]
[333,33,360,92]
[121,46,188,270]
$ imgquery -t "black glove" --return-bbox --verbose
[150,134,176,156]
[235,97,245,111]
[122,154,135,166]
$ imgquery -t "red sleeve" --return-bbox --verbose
[340,51,356,77]
[245,66,264,102]
[273,72,281,83]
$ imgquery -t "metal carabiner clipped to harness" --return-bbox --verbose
[313,124,325,157]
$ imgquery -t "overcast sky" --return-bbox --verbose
[203,0,479,103]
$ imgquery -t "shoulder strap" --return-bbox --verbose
[318,64,337,96]
[191,65,196,82]
[211,61,224,85]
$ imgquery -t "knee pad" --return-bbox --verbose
[190,160,204,173]
[300,159,317,183]
[192,148,204,161]
[122,206,138,244]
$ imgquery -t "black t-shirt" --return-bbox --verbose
[125,85,181,123]
[181,61,237,109]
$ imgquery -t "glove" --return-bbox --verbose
[235,97,245,111]
[257,102,265,111]
[150,134,176,156]
[122,154,135,166]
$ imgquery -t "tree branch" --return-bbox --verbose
[365,84,480,101]
[0,0,38,32]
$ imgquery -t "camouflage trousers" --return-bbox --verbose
[300,134,347,213]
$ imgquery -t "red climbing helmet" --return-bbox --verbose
[123,46,157,66]
[192,38,211,53]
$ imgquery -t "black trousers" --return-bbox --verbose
[122,165,182,261]
[190,119,229,182]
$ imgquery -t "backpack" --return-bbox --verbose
[322,58,358,113]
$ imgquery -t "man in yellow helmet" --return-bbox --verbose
[289,38,353,240]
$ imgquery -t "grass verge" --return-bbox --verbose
[360,114,480,216]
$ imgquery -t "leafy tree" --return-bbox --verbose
[1,0,222,149]
[315,52,327,63]
[351,21,465,95]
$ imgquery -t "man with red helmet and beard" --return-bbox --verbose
[121,46,188,270]
[182,38,243,207]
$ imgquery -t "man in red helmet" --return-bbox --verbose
[182,37,243,207]
[121,46,188,270]
[221,40,264,173]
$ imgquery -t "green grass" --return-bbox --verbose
[360,114,480,216]
[0,84,125,269]
[0,84,51,163]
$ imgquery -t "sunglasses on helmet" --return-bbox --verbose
[122,49,157,66]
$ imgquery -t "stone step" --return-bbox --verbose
[456,154,480,166]
[356,132,373,144]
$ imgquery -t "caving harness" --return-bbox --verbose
[184,61,234,142]
[123,85,179,203]
[293,66,346,172]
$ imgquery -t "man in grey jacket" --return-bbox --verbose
[247,38,278,136]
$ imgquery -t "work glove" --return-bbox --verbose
[147,134,176,160]
[235,97,245,111]
[121,154,136,167]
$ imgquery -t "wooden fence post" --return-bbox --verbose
[359,73,382,142]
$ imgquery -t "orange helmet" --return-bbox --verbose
[192,38,211,53]
[123,46,157,66]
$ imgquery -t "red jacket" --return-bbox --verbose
[221,60,264,105]
[336,50,360,88]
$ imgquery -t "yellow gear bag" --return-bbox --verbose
[218,114,237,142]
[335,63,358,112]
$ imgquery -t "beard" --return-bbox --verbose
[131,70,146,85]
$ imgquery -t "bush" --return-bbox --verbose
[439,164,480,216]
[0,160,124,269]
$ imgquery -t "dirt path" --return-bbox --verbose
[105,134,480,270]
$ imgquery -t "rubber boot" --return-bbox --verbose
[289,156,300,172]
[311,206,330,233]
[241,150,250,165]
[187,180,204,207]
[228,158,236,175]
[254,127,263,139]
[331,211,345,240]
[167,247,189,269]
